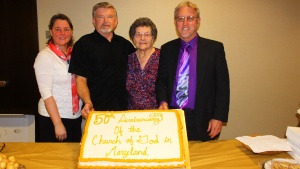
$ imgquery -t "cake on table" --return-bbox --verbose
[77,109,190,169]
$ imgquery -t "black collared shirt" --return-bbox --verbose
[69,30,135,110]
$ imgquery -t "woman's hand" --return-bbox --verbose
[54,122,67,141]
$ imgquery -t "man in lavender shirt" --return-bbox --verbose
[156,1,230,141]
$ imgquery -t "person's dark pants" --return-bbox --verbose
[183,109,201,141]
[38,114,82,142]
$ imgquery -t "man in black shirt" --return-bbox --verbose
[69,2,135,118]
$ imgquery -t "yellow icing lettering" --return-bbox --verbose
[118,113,163,125]
[92,135,98,145]
[94,114,102,125]
[105,146,148,158]
[137,135,148,144]
[92,135,121,144]
[128,126,141,132]
[149,135,159,144]
[105,146,116,157]
[114,126,123,136]
[164,137,173,143]
[137,135,159,144]
[126,136,134,145]
[94,113,115,124]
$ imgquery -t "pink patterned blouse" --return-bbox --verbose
[126,48,160,110]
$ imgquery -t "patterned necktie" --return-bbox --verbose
[176,43,190,108]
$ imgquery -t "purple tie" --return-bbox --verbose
[176,43,190,108]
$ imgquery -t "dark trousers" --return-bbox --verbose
[183,109,201,141]
[38,114,82,142]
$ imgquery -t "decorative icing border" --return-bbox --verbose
[78,109,187,168]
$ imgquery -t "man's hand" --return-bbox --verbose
[158,101,169,110]
[207,119,223,138]
[81,103,93,118]
[75,75,93,118]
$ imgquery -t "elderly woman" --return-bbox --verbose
[126,17,160,110]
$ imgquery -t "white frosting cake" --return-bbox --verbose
[78,110,188,169]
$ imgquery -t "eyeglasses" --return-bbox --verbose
[134,33,152,39]
[176,16,199,22]
[0,143,5,152]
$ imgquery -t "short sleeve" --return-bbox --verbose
[69,39,88,77]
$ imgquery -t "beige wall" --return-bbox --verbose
[37,0,300,140]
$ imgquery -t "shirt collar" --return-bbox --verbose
[180,34,198,49]
[93,30,116,42]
